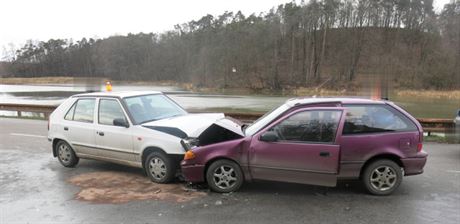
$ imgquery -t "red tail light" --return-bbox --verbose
[417,143,423,152]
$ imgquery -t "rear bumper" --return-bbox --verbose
[401,152,428,176]
[180,162,205,183]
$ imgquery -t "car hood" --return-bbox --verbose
[142,113,244,138]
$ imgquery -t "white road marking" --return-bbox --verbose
[446,170,460,174]
[10,133,46,138]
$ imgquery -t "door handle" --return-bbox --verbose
[319,151,330,157]
[97,131,104,136]
[64,127,69,131]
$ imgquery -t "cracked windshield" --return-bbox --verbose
[0,0,459,224]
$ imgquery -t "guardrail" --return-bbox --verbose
[0,103,57,119]
[0,103,456,134]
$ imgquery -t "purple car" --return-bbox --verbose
[180,98,428,195]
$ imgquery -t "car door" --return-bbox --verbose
[95,98,135,162]
[62,98,97,156]
[248,108,345,187]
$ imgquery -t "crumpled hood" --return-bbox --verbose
[142,113,243,138]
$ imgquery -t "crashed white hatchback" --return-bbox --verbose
[48,91,243,183]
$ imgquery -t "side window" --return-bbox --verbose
[343,105,417,135]
[98,99,127,126]
[269,110,342,143]
[72,99,96,123]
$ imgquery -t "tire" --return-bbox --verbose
[362,159,402,196]
[56,140,79,167]
[206,159,244,193]
[144,151,176,183]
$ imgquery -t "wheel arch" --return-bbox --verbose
[359,153,404,179]
[52,138,69,157]
[141,146,167,168]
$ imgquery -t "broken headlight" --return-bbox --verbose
[180,137,199,151]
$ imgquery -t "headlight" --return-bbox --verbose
[180,138,199,151]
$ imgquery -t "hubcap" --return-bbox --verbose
[370,166,397,192]
[58,144,71,164]
[149,157,167,180]
[213,165,237,190]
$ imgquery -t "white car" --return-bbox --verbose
[48,91,243,183]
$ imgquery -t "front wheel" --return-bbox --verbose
[362,159,402,195]
[206,160,244,193]
[144,152,176,183]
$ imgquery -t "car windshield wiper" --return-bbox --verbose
[140,118,159,124]
[241,124,248,132]
[141,113,184,124]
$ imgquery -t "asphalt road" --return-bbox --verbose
[0,118,459,224]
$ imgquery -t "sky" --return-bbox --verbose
[0,0,453,57]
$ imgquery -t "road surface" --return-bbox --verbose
[0,118,459,224]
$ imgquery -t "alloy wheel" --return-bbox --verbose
[212,165,238,190]
[369,165,398,192]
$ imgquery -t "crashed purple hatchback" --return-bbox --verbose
[180,98,428,195]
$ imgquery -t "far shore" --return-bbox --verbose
[1,76,459,100]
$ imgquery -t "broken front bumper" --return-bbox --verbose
[181,162,206,183]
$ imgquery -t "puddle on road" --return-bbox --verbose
[68,171,207,204]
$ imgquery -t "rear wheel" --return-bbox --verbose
[206,160,243,193]
[363,159,402,195]
[145,152,176,183]
[56,141,79,167]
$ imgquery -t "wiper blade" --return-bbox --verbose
[140,118,158,124]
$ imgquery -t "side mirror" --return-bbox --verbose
[260,131,278,142]
[113,118,129,128]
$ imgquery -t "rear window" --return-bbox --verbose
[343,104,417,135]
[64,98,96,123]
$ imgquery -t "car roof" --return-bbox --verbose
[73,91,162,98]
[285,97,387,107]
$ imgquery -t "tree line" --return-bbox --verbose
[3,0,460,90]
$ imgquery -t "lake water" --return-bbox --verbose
[0,84,458,119]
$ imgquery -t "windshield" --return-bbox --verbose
[244,103,291,136]
[123,94,187,124]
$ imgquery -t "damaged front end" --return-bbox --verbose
[141,113,245,151]
[181,117,245,151]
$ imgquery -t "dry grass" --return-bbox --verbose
[0,76,76,84]
[292,87,354,96]
[0,76,75,85]
[396,90,460,100]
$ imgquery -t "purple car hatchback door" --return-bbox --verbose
[180,98,428,195]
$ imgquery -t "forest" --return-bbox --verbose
[2,0,459,90]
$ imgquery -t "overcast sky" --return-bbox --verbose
[0,0,452,54]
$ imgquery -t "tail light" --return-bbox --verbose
[417,143,423,152]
